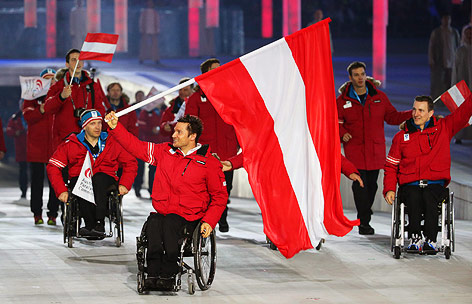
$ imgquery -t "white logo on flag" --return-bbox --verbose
[72,153,95,204]
[19,76,52,100]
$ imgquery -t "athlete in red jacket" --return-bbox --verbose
[44,49,107,151]
[384,95,472,252]
[6,106,28,199]
[23,68,61,225]
[47,109,137,237]
[337,61,411,235]
[185,58,239,232]
[159,77,193,142]
[105,82,138,136]
[106,111,227,288]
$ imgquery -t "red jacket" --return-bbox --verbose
[104,96,139,137]
[159,96,185,142]
[337,80,411,170]
[6,111,27,162]
[110,123,228,228]
[22,96,54,163]
[44,71,107,150]
[0,118,6,154]
[137,108,167,143]
[185,89,239,160]
[383,95,472,195]
[47,131,138,197]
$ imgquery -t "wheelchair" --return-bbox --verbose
[390,187,455,259]
[63,187,124,248]
[136,217,217,295]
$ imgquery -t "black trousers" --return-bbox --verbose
[19,161,28,197]
[400,184,448,242]
[149,165,156,195]
[218,170,234,225]
[30,162,61,217]
[70,172,117,229]
[352,169,379,226]
[146,213,199,278]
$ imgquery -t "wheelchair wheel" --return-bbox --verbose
[137,272,145,294]
[114,196,123,247]
[193,224,216,291]
[63,195,75,248]
[393,246,401,259]
[187,270,196,295]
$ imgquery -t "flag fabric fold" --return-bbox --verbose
[19,76,52,100]
[79,33,119,63]
[195,18,358,258]
[440,80,472,126]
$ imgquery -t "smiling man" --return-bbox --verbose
[105,112,227,290]
[384,95,472,253]
[337,61,412,235]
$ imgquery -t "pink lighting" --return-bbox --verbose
[115,0,128,52]
[87,0,101,33]
[46,0,56,58]
[283,0,301,36]
[188,0,200,57]
[24,0,37,28]
[206,0,219,28]
[261,0,273,38]
[373,0,388,86]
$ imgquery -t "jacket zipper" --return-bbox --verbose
[182,159,192,176]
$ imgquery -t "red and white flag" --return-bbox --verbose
[440,80,472,126]
[195,18,358,258]
[79,33,119,63]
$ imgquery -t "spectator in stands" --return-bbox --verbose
[429,13,461,99]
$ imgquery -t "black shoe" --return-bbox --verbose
[79,227,93,236]
[359,224,375,235]
[218,223,229,233]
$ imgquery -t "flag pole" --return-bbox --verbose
[69,60,80,86]
[433,96,441,104]
[113,78,196,119]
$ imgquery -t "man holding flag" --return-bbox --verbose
[384,85,472,253]
[44,48,107,150]
[47,109,137,238]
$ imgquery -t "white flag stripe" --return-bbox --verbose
[448,85,466,106]
[240,38,327,247]
[81,41,117,54]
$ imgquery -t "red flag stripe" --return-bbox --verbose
[78,52,114,63]
[196,60,312,258]
[285,19,359,235]
[84,33,119,44]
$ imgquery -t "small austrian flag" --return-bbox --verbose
[440,80,472,126]
[79,33,119,63]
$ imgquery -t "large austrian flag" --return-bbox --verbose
[195,18,358,258]
[440,80,472,126]
[79,33,119,63]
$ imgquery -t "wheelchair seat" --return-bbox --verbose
[63,189,124,248]
[390,187,454,259]
[136,216,217,295]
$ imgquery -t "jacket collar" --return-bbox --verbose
[405,116,437,134]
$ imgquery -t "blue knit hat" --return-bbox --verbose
[40,68,56,78]
[80,109,102,129]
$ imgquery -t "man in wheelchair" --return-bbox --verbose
[47,109,137,238]
[384,94,472,253]
[105,112,228,290]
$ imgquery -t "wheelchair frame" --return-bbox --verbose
[63,189,124,248]
[390,189,455,259]
[136,220,217,295]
